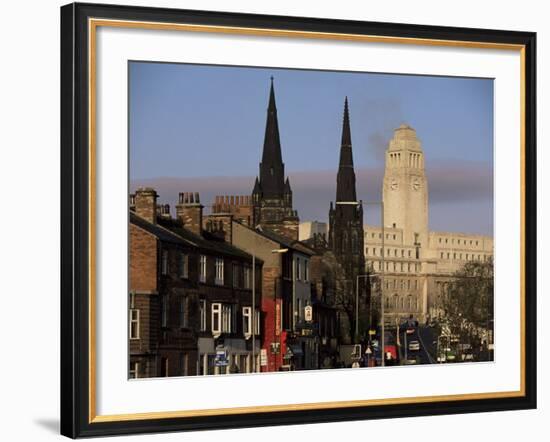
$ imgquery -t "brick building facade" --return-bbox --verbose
[129,190,200,378]
[229,221,317,371]
[129,188,263,378]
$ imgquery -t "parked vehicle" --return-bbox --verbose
[446,350,457,361]
[404,355,420,365]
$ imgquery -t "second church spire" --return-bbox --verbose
[336,97,358,203]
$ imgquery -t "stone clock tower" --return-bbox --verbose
[383,124,429,252]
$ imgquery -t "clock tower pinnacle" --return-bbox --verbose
[382,124,429,251]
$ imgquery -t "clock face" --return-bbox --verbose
[412,178,421,190]
[390,179,399,190]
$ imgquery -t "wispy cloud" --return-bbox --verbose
[354,97,405,163]
[131,159,493,236]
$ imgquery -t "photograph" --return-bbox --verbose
[128,62,495,378]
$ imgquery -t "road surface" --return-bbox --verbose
[400,326,437,364]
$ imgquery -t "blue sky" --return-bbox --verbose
[129,61,494,236]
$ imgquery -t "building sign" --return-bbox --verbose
[270,342,280,354]
[304,305,313,322]
[215,348,228,367]
[275,302,281,336]
[260,349,268,366]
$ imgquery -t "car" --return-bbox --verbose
[404,355,420,365]
[408,340,420,351]
[446,350,457,361]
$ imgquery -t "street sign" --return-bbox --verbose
[260,348,268,366]
[351,344,361,360]
[270,342,280,354]
[365,347,372,355]
[368,329,376,336]
[275,302,281,336]
[215,349,228,367]
[304,305,313,322]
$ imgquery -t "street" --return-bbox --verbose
[399,325,437,365]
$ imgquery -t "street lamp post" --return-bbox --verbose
[251,224,264,373]
[404,323,408,362]
[355,274,370,344]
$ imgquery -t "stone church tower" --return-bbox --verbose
[328,98,365,279]
[383,124,429,253]
[252,78,299,240]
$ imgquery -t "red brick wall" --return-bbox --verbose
[130,224,158,292]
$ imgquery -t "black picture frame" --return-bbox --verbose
[60,2,537,438]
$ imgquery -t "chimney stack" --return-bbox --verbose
[156,203,171,219]
[176,192,203,236]
[134,188,158,224]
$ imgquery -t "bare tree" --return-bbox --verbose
[441,257,494,360]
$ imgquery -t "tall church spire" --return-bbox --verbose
[259,77,285,198]
[328,97,365,342]
[336,97,357,202]
[341,96,352,155]
[252,78,299,241]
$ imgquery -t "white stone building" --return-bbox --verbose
[364,124,493,324]
[299,221,328,241]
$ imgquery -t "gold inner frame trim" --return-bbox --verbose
[88,17,527,424]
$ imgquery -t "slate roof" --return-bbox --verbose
[130,211,195,247]
[131,211,262,262]
[235,221,316,257]
[157,217,260,262]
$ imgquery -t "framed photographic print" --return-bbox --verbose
[60,2,537,438]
